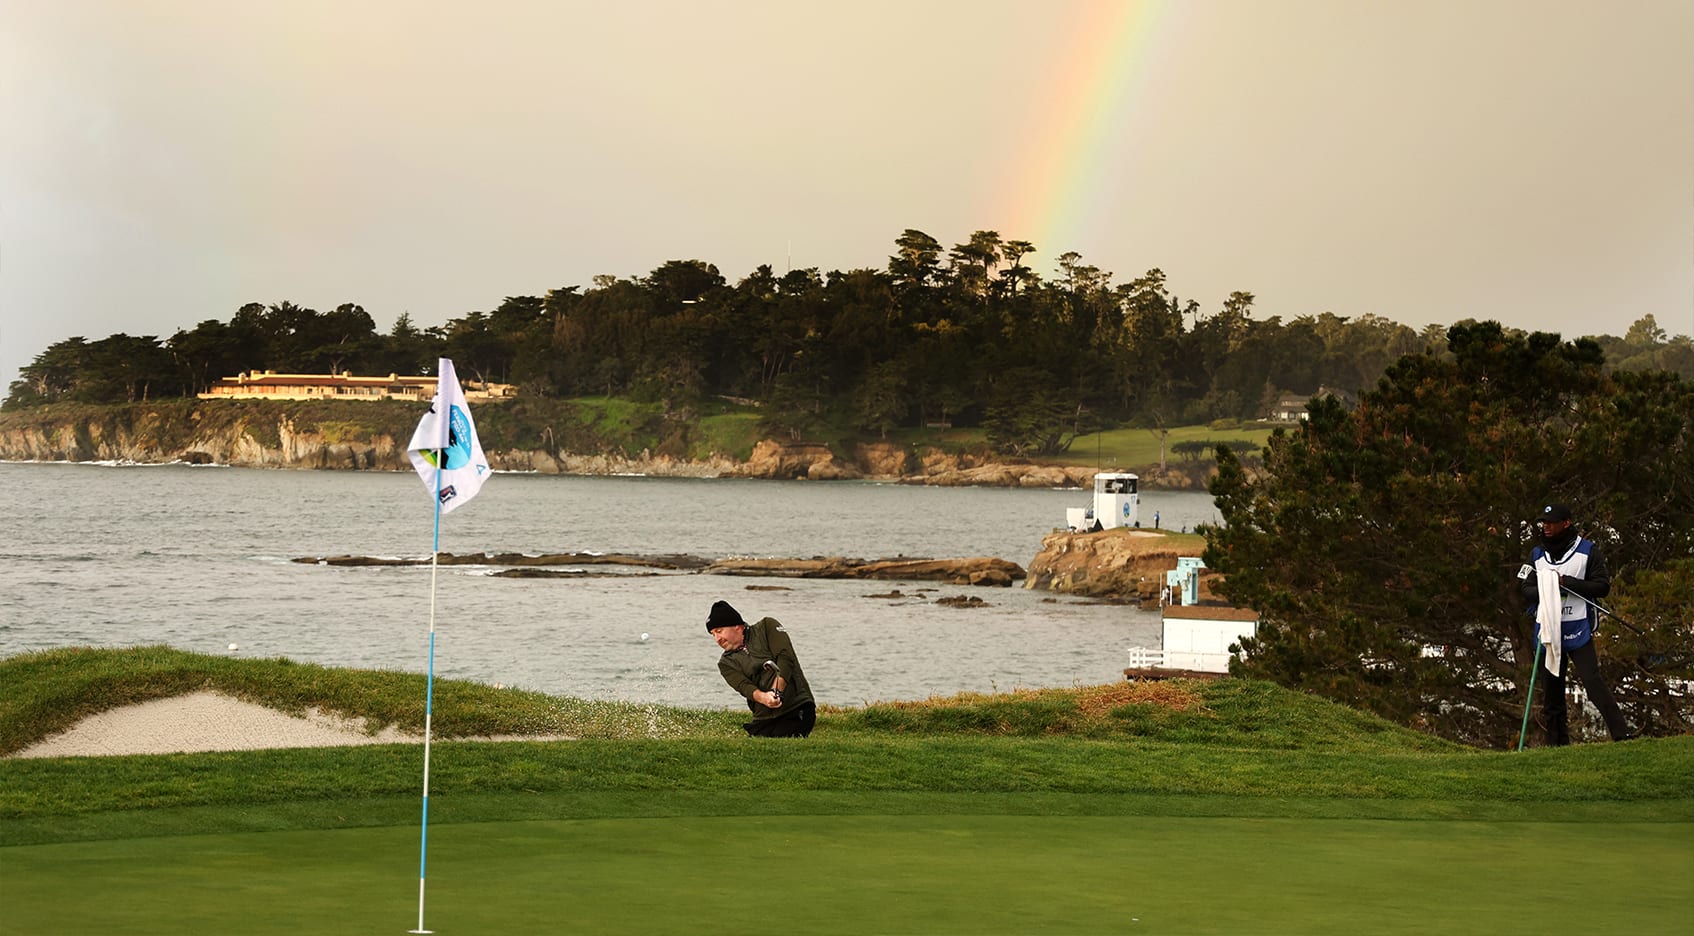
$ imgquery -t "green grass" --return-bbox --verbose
[568,394,658,434]
[691,409,763,460]
[1038,424,1276,470]
[3,647,1691,934]
[7,812,1689,935]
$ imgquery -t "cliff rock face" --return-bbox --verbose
[0,416,414,470]
[724,440,915,480]
[0,404,1190,490]
[726,441,860,479]
[512,449,740,477]
[1024,528,1204,598]
[913,463,1094,488]
[855,442,910,477]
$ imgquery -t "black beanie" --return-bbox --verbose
[706,600,745,632]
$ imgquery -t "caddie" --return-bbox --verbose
[1518,502,1632,744]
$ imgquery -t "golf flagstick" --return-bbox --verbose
[413,481,442,935]
[403,358,491,934]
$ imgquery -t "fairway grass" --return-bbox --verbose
[3,648,1692,934]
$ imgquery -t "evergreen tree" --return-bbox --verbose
[1205,322,1694,746]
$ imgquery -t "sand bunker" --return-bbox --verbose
[8,691,567,759]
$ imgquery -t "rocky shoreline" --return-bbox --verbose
[291,533,1210,600]
[296,551,1025,587]
[0,420,1217,489]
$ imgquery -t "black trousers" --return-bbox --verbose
[744,701,816,738]
[1542,640,1630,744]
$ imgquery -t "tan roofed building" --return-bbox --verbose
[198,371,515,402]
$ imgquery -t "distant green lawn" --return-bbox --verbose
[1040,424,1276,470]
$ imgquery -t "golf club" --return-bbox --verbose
[1564,590,1645,636]
[1516,641,1544,752]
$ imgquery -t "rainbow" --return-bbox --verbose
[1000,0,1175,262]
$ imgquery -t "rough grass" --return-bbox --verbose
[830,680,1464,752]
[2,646,1457,756]
[3,646,1691,847]
[0,646,732,755]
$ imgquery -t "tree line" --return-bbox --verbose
[1207,321,1693,747]
[8,228,1691,455]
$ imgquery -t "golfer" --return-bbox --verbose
[1519,502,1632,744]
[706,600,816,737]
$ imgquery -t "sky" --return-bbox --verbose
[3,0,1691,393]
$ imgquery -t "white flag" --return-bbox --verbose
[406,358,489,514]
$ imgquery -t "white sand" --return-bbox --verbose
[9,691,570,759]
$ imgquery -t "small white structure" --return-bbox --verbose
[1153,606,1258,673]
[1065,472,1140,532]
[1127,555,1258,674]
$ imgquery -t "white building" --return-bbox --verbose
[1066,472,1140,531]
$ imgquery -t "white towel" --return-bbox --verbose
[1535,564,1562,677]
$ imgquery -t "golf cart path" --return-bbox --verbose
[10,691,572,758]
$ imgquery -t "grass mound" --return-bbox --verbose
[3,645,1691,840]
[5,646,1458,757]
[832,679,1462,752]
[0,646,735,755]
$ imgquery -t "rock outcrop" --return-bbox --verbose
[723,441,862,480]
[291,550,1022,587]
[910,463,1095,488]
[1023,528,1219,599]
[703,555,1025,586]
[296,551,713,570]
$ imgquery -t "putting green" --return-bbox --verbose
[6,811,1690,934]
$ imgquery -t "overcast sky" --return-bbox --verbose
[3,0,1690,392]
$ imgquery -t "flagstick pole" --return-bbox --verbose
[411,463,444,934]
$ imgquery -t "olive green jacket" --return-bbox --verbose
[718,617,814,719]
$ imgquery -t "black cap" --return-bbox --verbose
[706,600,745,632]
[1536,503,1572,523]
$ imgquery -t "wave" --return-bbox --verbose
[0,458,231,469]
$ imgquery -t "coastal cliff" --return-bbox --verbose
[0,399,1216,489]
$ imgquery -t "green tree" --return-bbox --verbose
[167,320,243,394]
[888,229,944,290]
[643,259,725,305]
[302,303,380,375]
[996,239,1038,297]
[6,337,90,408]
[948,230,1002,298]
[852,359,909,438]
[381,313,444,376]
[488,295,552,390]
[983,367,1085,456]
[1205,322,1694,747]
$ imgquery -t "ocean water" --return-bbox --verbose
[0,463,1220,708]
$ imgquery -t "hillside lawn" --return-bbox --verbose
[3,648,1690,934]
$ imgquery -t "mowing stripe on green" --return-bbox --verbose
[6,814,1690,935]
